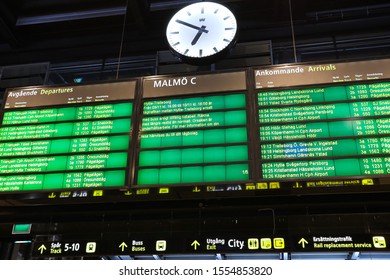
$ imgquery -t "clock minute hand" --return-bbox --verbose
[191,25,207,45]
[175,19,209,33]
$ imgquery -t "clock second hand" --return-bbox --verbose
[175,19,209,33]
[191,25,207,45]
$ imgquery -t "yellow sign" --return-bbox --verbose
[257,182,268,189]
[247,238,259,250]
[273,238,285,249]
[245,184,256,190]
[156,240,167,251]
[159,188,170,194]
[48,193,56,198]
[192,187,201,193]
[269,182,280,189]
[93,190,103,196]
[260,238,272,250]
[362,179,374,185]
[373,236,386,248]
[86,242,97,253]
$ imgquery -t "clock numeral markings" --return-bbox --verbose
[225,28,234,30]
[201,7,204,14]
[172,42,180,46]
[223,39,231,43]
[214,9,219,14]
[199,49,203,57]
[187,11,191,16]
[184,49,189,55]
[224,16,230,20]
[213,47,218,53]
[170,31,180,34]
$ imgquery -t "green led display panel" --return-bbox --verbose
[259,118,390,141]
[0,135,130,157]
[262,157,390,179]
[0,152,128,174]
[137,93,250,185]
[143,94,246,114]
[261,137,390,159]
[257,82,390,106]
[258,81,390,180]
[0,97,133,193]
[0,170,126,192]
[2,103,133,125]
[0,118,131,140]
[259,100,390,123]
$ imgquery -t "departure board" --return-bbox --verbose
[257,81,390,180]
[136,72,251,185]
[2,58,390,199]
[0,81,136,193]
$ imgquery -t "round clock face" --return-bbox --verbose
[166,1,238,64]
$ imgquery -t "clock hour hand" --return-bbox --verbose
[175,19,209,33]
[191,25,207,45]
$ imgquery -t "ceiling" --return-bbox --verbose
[0,0,390,67]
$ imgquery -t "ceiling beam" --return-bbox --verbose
[16,6,127,26]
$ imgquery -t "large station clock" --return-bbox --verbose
[166,1,238,65]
